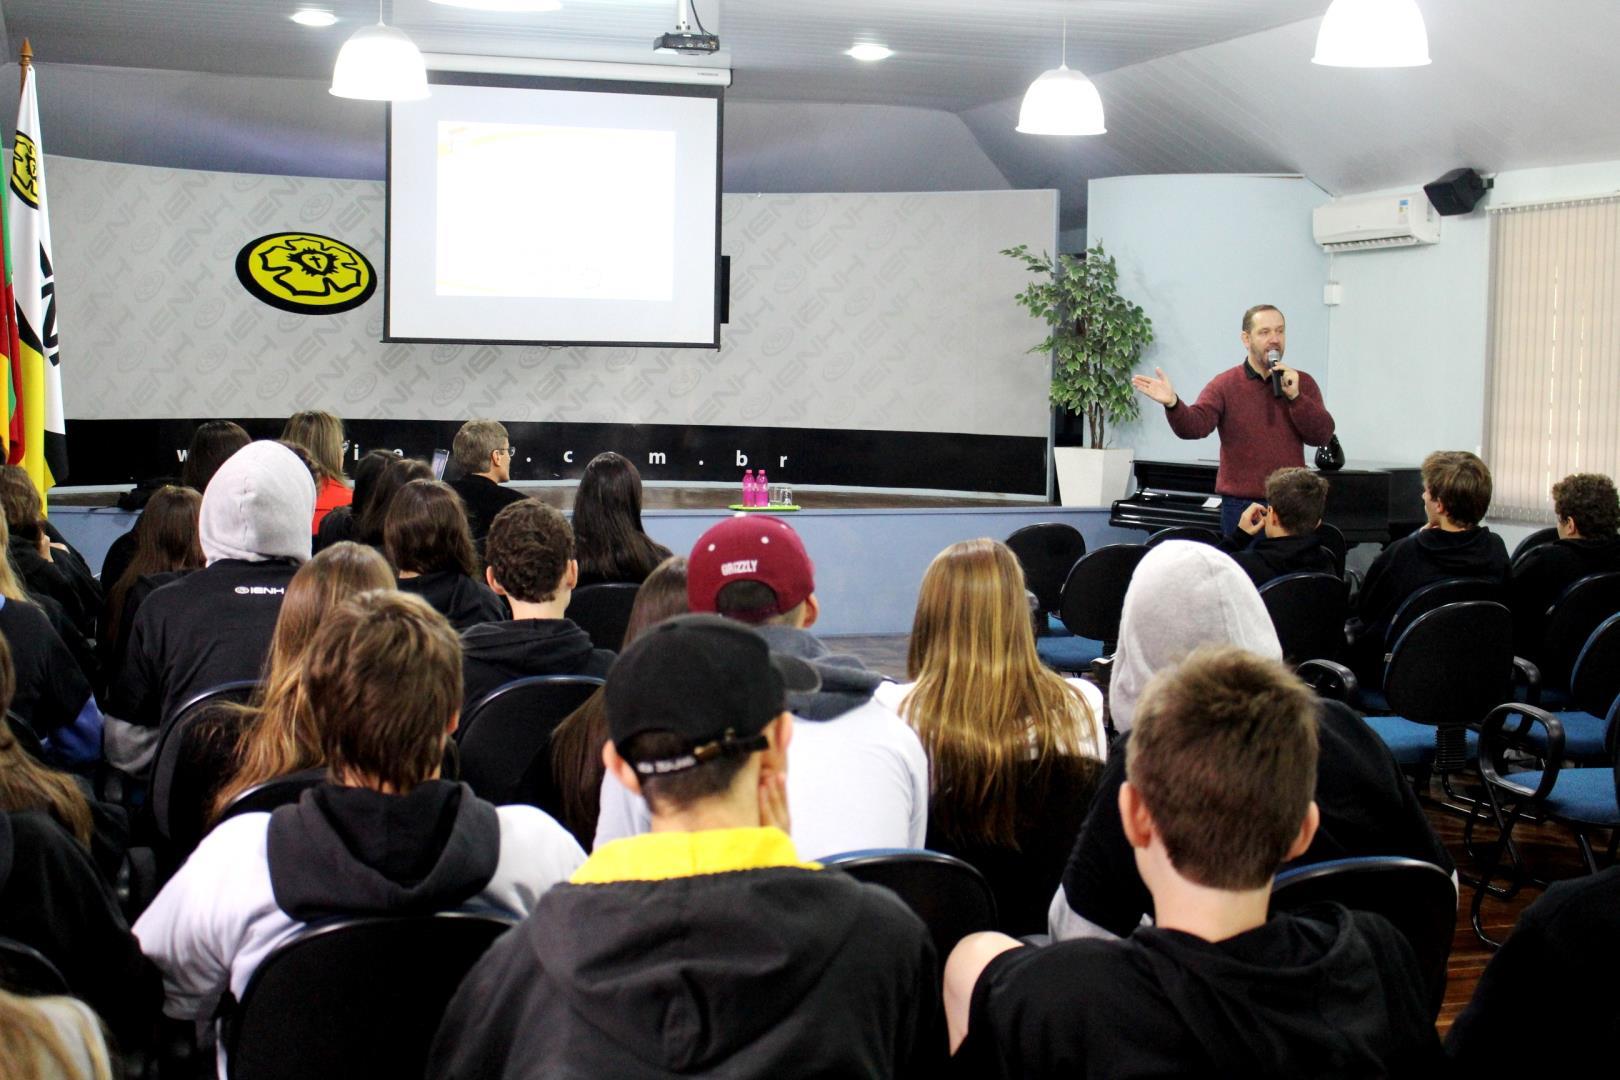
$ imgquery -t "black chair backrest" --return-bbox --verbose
[1568,612,1620,718]
[1268,856,1455,1020]
[0,936,69,996]
[1005,522,1087,615]
[150,681,261,851]
[1314,522,1348,577]
[225,913,512,1080]
[1058,544,1149,646]
[214,767,326,828]
[823,849,998,960]
[5,710,44,761]
[1259,572,1348,664]
[1385,576,1504,648]
[1511,526,1559,566]
[1384,601,1514,729]
[459,675,604,810]
[1540,572,1620,693]
[565,583,640,651]
[1145,525,1222,548]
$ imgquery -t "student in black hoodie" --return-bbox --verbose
[948,646,1440,1078]
[385,479,505,631]
[134,590,583,1077]
[0,628,160,1055]
[1221,466,1338,587]
[0,811,162,1056]
[1446,864,1620,1070]
[1347,450,1509,681]
[461,500,614,711]
[1509,471,1620,654]
[0,516,104,769]
[430,614,945,1079]
[0,464,102,644]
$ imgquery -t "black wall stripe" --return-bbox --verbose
[64,418,1046,496]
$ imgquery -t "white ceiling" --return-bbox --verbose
[5,0,1620,231]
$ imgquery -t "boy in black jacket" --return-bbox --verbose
[1509,472,1620,654]
[948,647,1439,1078]
[430,615,945,1079]
[1347,450,1509,682]
[459,500,615,712]
[1222,466,1338,587]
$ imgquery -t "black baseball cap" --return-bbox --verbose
[605,614,820,777]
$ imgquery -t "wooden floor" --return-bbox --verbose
[1425,781,1594,1035]
[829,632,1608,1038]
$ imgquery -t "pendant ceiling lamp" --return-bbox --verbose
[331,1,430,101]
[1312,0,1431,68]
[1016,18,1105,136]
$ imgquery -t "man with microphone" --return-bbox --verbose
[1131,304,1336,538]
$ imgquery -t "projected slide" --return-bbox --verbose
[435,121,676,302]
[388,74,720,346]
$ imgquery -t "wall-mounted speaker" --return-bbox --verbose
[1424,168,1490,216]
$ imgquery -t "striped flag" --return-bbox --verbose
[9,62,67,498]
[2,179,21,464]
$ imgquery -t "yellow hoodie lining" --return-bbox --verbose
[570,827,821,884]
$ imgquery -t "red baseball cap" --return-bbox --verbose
[687,515,815,621]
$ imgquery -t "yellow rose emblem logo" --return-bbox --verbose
[235,232,376,315]
[10,132,39,208]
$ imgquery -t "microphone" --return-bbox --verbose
[1267,349,1284,398]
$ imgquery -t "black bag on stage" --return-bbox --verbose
[1315,435,1346,472]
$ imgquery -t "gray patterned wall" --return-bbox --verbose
[50,155,1055,437]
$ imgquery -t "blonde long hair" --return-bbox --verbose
[280,410,347,486]
[903,538,1101,846]
[211,542,395,817]
[0,991,113,1080]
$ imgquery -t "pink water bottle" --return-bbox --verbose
[756,468,769,506]
[742,470,756,507]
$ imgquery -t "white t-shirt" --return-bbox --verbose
[872,675,1108,764]
[594,694,930,860]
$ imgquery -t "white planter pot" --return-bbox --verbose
[1054,447,1135,507]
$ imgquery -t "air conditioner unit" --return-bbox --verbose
[1312,192,1441,252]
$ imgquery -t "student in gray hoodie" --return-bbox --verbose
[106,440,315,771]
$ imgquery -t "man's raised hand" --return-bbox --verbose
[1131,367,1177,407]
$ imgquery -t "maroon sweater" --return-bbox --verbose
[1165,361,1336,498]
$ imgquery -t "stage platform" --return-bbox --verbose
[50,485,1140,636]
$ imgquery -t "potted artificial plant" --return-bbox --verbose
[1003,241,1155,506]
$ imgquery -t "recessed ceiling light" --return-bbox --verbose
[290,9,338,27]
[846,43,894,62]
[427,0,564,11]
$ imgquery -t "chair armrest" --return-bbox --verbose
[1512,656,1542,707]
[1297,659,1358,702]
[1478,703,1564,803]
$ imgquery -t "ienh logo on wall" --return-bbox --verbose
[235,232,377,315]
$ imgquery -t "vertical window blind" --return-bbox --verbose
[1485,195,1620,522]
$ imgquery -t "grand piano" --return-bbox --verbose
[1111,460,1425,546]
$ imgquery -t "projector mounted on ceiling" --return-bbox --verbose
[654,0,719,54]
